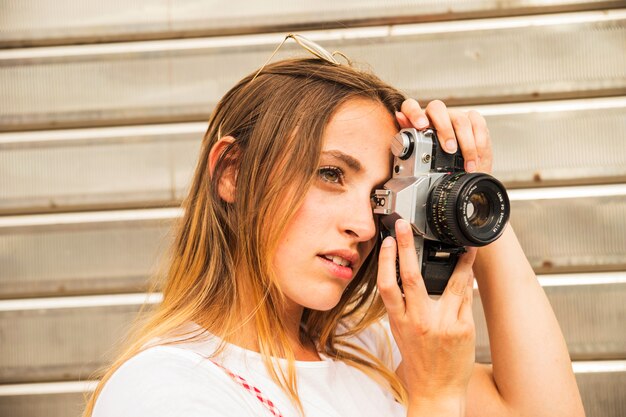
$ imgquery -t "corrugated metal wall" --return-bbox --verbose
[1,1,625,416]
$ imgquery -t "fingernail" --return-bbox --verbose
[396,219,410,232]
[417,117,429,128]
[395,111,404,119]
[446,140,457,153]
[466,161,477,173]
[381,236,395,247]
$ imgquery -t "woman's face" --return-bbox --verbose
[273,98,397,313]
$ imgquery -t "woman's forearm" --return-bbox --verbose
[473,226,584,417]
[407,396,465,417]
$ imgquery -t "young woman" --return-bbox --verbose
[85,36,584,417]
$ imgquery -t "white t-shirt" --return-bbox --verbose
[92,321,406,417]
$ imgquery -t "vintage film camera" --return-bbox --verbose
[373,128,510,294]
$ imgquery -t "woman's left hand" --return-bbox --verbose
[395,98,493,174]
[396,101,585,417]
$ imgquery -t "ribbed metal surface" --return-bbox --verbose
[0,294,158,383]
[0,390,88,417]
[1,11,625,131]
[0,124,203,214]
[0,210,177,299]
[485,98,626,187]
[575,363,626,417]
[474,273,626,362]
[1,98,624,214]
[510,189,626,273]
[0,0,621,47]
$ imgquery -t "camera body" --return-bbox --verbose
[373,128,510,294]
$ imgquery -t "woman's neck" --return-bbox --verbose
[227,300,322,361]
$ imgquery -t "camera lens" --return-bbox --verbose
[466,192,490,227]
[427,172,510,246]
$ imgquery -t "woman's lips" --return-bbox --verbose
[317,255,354,280]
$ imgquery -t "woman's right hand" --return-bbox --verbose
[377,219,477,416]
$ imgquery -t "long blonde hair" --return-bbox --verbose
[83,58,407,416]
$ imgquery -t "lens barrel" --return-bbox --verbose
[427,172,510,246]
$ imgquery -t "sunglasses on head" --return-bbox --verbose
[251,33,350,82]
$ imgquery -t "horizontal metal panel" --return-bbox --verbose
[0,391,88,417]
[0,294,160,383]
[574,361,626,417]
[0,209,178,299]
[0,123,203,214]
[1,272,624,382]
[0,380,96,417]
[475,272,626,362]
[0,365,624,417]
[1,11,625,131]
[1,98,623,214]
[483,97,626,187]
[509,186,626,272]
[0,0,621,47]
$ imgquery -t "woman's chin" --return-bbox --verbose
[300,292,344,312]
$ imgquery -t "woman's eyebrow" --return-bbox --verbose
[321,150,362,172]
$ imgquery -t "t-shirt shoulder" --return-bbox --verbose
[337,320,402,370]
[91,345,260,417]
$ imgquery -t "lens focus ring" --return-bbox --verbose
[427,173,510,246]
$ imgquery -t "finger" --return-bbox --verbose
[400,98,430,129]
[467,110,493,174]
[395,111,413,129]
[394,219,429,317]
[449,110,479,173]
[458,271,475,322]
[377,236,405,317]
[440,248,478,319]
[425,100,458,154]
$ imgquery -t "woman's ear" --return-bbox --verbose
[208,136,237,203]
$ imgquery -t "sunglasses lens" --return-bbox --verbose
[292,35,338,64]
[251,34,342,82]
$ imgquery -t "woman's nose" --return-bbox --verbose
[342,194,377,242]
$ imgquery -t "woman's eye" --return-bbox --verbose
[318,166,344,184]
